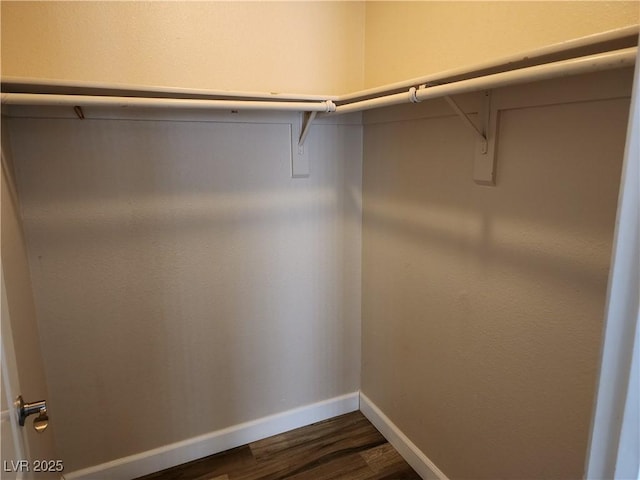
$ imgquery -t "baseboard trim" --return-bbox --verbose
[64,392,359,480]
[359,392,449,480]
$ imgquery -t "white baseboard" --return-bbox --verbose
[359,392,449,480]
[64,392,359,480]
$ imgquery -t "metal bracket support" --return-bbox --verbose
[291,101,333,178]
[298,111,317,149]
[444,95,487,154]
[291,112,313,178]
[444,92,498,186]
[473,91,499,186]
[73,106,85,119]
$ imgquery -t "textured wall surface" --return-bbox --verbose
[3,2,637,95]
[1,124,58,470]
[364,1,639,88]
[361,70,632,479]
[6,113,362,472]
[0,1,365,95]
[1,2,637,477]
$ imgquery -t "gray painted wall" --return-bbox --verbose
[6,112,362,472]
[361,69,633,479]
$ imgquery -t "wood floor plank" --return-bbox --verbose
[360,443,406,473]
[233,414,385,480]
[371,464,423,480]
[136,446,256,480]
[134,412,420,480]
[283,453,373,480]
[249,412,379,460]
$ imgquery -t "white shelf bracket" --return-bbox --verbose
[291,101,333,178]
[444,92,499,186]
[297,100,334,151]
[298,111,317,148]
[474,91,499,186]
[444,95,487,154]
[291,111,316,178]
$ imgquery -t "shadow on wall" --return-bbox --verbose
[5,116,362,471]
[363,102,626,304]
[362,196,613,301]
[360,97,629,479]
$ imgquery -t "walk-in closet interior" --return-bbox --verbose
[1,2,639,480]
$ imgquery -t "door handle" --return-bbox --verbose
[16,395,49,433]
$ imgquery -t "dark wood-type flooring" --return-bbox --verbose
[135,411,421,480]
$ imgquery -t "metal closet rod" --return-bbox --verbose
[0,94,337,112]
[330,46,638,115]
[2,42,638,116]
[337,24,640,102]
[0,76,338,102]
[1,48,637,114]
[2,24,637,105]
